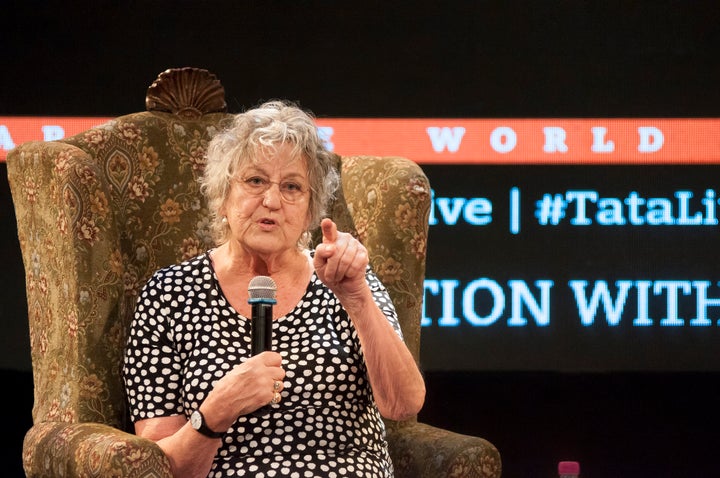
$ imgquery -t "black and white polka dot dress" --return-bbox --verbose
[123,251,403,477]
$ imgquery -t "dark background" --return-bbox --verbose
[3,1,720,477]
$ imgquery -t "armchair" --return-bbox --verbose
[7,67,501,478]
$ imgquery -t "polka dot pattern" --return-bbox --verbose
[123,252,403,477]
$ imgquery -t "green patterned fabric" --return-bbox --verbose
[8,109,501,478]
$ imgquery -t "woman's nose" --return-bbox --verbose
[262,183,282,208]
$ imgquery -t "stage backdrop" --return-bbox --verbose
[4,116,720,373]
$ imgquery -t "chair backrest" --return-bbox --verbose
[7,68,431,433]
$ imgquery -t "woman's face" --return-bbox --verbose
[222,143,312,256]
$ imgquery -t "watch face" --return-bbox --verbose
[191,410,202,429]
[189,409,224,438]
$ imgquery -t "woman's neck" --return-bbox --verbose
[210,245,314,319]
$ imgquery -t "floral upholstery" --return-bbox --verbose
[7,68,501,478]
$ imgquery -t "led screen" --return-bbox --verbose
[4,117,719,372]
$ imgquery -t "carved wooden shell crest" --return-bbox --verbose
[145,67,227,119]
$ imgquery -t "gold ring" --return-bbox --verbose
[273,380,282,392]
[270,391,281,405]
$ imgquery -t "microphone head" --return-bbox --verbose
[248,276,277,302]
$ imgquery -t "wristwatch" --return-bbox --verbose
[190,410,225,439]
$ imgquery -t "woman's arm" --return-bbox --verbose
[135,415,221,478]
[313,218,426,420]
[131,351,285,478]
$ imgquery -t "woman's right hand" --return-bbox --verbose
[133,351,285,478]
[201,351,286,431]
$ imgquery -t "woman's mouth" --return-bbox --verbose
[258,218,277,227]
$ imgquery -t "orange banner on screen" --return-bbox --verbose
[0,117,112,162]
[315,118,720,164]
[2,117,720,164]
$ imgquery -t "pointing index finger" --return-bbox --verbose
[321,218,338,243]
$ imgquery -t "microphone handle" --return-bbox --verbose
[251,302,273,355]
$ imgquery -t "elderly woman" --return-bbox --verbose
[122,100,426,478]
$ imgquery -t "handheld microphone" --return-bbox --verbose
[248,276,277,355]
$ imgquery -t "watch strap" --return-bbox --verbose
[192,410,225,439]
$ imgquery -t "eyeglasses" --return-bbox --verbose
[238,176,309,203]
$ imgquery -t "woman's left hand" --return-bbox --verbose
[313,218,426,420]
[313,218,368,298]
